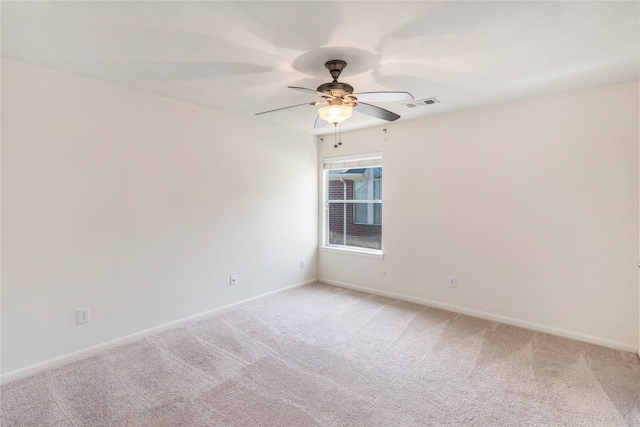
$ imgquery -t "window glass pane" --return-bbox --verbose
[328,202,381,250]
[354,180,368,200]
[328,202,347,246]
[373,167,382,180]
[374,204,382,225]
[354,204,367,223]
[327,177,346,200]
[325,164,382,250]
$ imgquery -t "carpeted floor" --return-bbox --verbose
[2,283,640,426]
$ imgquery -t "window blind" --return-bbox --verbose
[323,152,382,170]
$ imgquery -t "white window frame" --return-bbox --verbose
[322,152,383,256]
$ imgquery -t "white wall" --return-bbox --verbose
[1,59,318,376]
[319,81,639,351]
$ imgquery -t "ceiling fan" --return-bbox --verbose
[256,60,414,129]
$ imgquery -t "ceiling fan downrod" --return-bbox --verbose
[325,60,347,82]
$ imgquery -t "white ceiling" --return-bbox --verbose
[2,1,638,134]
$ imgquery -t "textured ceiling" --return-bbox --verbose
[2,1,639,134]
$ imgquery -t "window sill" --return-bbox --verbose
[320,246,384,259]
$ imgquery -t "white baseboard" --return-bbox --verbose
[320,278,638,354]
[1,279,318,385]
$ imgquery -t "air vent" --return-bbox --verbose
[403,98,439,108]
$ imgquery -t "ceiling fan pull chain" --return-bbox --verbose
[338,123,343,146]
[334,124,338,148]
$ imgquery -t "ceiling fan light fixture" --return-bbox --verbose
[318,104,353,124]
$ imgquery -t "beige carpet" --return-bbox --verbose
[2,283,639,426]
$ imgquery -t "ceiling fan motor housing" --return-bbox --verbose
[317,81,354,98]
[317,59,355,98]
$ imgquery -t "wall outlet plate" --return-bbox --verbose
[448,277,457,288]
[77,307,90,324]
[230,275,237,285]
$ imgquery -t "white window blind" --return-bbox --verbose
[323,152,382,170]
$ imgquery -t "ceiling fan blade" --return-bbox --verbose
[355,102,401,122]
[353,91,414,102]
[255,102,314,116]
[314,115,329,129]
[288,86,334,98]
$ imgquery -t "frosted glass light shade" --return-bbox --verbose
[318,104,353,124]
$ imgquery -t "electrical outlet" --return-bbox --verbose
[300,259,305,269]
[77,307,90,324]
[230,275,237,285]
[448,277,457,288]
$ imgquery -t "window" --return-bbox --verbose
[323,153,382,251]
